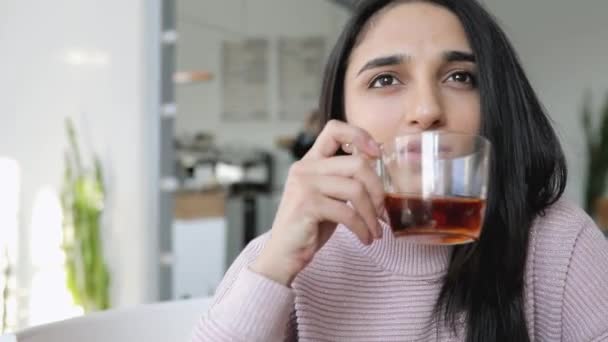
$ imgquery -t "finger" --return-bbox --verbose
[313,195,373,245]
[303,120,380,160]
[309,175,382,239]
[299,156,385,216]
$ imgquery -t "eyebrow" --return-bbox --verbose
[356,50,476,76]
[443,50,476,63]
[357,54,408,75]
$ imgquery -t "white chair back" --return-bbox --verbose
[2,298,210,342]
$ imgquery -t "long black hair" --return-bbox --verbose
[318,0,567,340]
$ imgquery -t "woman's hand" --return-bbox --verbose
[251,120,385,286]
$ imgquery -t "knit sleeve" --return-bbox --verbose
[562,220,608,342]
[190,233,297,342]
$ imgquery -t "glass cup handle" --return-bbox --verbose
[344,143,390,226]
[343,143,384,177]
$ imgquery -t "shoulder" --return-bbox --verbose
[530,198,593,239]
[526,199,595,283]
[528,199,598,264]
[525,198,608,339]
[527,198,596,281]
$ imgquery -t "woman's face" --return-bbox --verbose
[344,2,481,145]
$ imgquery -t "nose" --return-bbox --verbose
[403,81,444,131]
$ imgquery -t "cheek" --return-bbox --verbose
[443,92,481,134]
[345,92,404,144]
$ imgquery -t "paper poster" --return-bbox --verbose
[221,39,269,121]
[278,36,326,120]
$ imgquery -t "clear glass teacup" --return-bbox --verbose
[370,131,492,245]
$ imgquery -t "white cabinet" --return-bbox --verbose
[171,191,281,299]
[172,218,226,299]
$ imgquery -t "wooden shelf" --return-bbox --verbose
[173,70,214,85]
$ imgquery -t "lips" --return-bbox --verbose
[401,140,452,157]
[406,141,422,154]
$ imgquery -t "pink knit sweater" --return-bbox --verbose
[192,200,608,341]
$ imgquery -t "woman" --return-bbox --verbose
[193,0,608,341]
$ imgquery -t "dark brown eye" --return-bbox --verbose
[447,71,477,87]
[370,74,400,88]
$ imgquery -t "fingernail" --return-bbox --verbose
[342,142,353,154]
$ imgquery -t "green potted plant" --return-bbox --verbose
[61,118,111,312]
[582,92,608,233]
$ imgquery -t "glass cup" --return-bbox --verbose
[374,132,492,245]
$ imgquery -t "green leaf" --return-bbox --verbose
[62,117,111,312]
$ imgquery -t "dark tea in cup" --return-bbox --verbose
[377,132,491,245]
[384,193,485,244]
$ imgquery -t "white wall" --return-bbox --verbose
[481,0,608,205]
[0,0,160,321]
[175,0,350,148]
